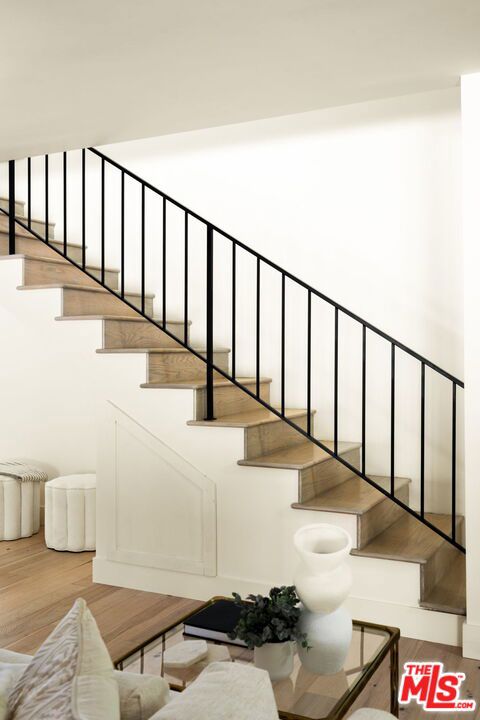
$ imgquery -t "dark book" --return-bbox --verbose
[183,599,246,647]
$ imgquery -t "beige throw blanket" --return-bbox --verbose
[0,461,48,483]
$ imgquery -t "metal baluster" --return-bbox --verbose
[63,151,67,256]
[205,225,215,420]
[231,241,236,379]
[162,196,166,329]
[141,184,145,313]
[420,362,425,518]
[452,383,457,542]
[390,343,395,496]
[8,161,15,254]
[184,211,189,344]
[27,157,31,230]
[256,257,261,398]
[362,325,367,475]
[281,273,285,417]
[334,307,339,455]
[120,171,125,298]
[81,149,86,270]
[101,157,105,284]
[307,289,312,436]
[44,155,49,242]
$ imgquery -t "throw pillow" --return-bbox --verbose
[114,671,170,720]
[150,661,278,720]
[7,598,120,720]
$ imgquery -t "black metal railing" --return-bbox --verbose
[0,149,465,552]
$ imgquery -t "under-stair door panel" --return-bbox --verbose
[101,403,217,576]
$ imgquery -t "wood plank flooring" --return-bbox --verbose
[0,532,478,718]
[0,532,201,662]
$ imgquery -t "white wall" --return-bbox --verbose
[461,73,480,659]
[0,87,463,516]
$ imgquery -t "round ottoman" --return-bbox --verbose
[0,476,41,540]
[44,474,96,552]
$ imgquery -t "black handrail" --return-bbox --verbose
[1,148,465,553]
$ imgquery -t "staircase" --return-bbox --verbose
[0,149,466,641]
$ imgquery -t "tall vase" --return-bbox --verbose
[294,523,353,675]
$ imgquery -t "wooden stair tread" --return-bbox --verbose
[420,554,466,615]
[351,512,463,564]
[0,253,119,273]
[55,315,189,325]
[0,198,53,227]
[292,475,411,514]
[0,197,25,211]
[238,440,361,469]
[0,214,56,228]
[96,347,230,354]
[0,215,55,235]
[188,407,310,428]
[17,284,154,299]
[13,214,55,227]
[141,377,271,390]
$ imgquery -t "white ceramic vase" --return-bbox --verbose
[294,523,353,675]
[254,641,294,681]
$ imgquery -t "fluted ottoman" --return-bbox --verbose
[45,474,96,552]
[0,476,41,540]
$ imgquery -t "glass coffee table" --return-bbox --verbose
[115,597,400,720]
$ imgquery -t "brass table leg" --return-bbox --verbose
[390,639,399,717]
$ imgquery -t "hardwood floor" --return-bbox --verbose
[0,531,201,662]
[0,532,478,718]
[348,636,480,719]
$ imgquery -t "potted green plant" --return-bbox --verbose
[228,586,308,681]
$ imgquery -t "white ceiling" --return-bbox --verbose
[2,0,480,161]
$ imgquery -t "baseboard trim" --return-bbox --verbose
[93,557,463,646]
[346,596,463,647]
[463,622,480,659]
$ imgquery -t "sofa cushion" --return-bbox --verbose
[0,647,169,720]
[0,650,32,665]
[150,661,278,720]
[114,671,170,720]
[0,662,28,720]
[7,598,120,720]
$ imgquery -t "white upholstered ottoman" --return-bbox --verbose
[0,476,41,540]
[45,474,96,551]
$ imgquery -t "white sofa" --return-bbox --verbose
[0,647,279,720]
[0,645,396,720]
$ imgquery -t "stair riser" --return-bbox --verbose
[0,215,55,240]
[62,288,153,317]
[195,382,271,421]
[148,351,230,384]
[299,447,360,502]
[0,234,83,263]
[244,413,312,459]
[0,198,25,216]
[23,258,119,290]
[421,519,465,600]
[103,319,188,349]
[357,484,409,548]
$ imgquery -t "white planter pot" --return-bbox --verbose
[297,605,352,675]
[294,524,353,675]
[254,641,294,681]
[293,523,352,614]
